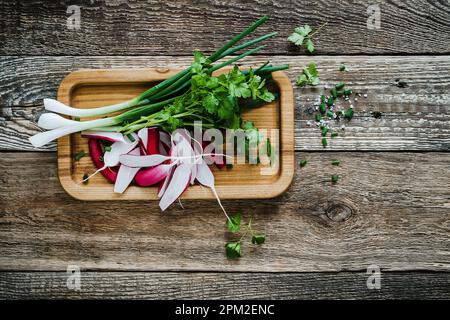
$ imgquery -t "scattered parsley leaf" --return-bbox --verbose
[331,132,339,138]
[296,63,320,87]
[322,137,328,148]
[74,150,85,161]
[288,24,326,53]
[226,213,242,233]
[299,159,308,167]
[225,242,242,259]
[321,126,329,137]
[251,234,266,245]
[104,146,111,152]
[340,64,347,72]
[306,38,315,53]
[331,175,339,183]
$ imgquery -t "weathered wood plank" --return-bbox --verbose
[1,0,449,55]
[1,271,449,299]
[1,56,449,151]
[0,152,449,272]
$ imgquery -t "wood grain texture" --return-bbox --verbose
[56,68,294,200]
[1,0,449,55]
[1,56,449,151]
[1,152,449,272]
[1,271,449,299]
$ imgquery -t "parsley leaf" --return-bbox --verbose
[251,234,266,245]
[296,63,320,87]
[288,23,326,53]
[225,242,242,259]
[226,213,242,233]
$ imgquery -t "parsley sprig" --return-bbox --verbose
[296,63,320,87]
[288,23,327,53]
[225,213,266,259]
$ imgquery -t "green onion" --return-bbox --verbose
[344,89,352,96]
[330,88,337,99]
[315,113,322,122]
[335,82,345,90]
[321,126,328,136]
[331,159,341,166]
[319,103,326,114]
[327,97,334,106]
[322,137,328,148]
[331,132,339,138]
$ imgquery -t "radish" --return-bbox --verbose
[119,154,171,168]
[103,133,139,167]
[114,148,141,193]
[202,140,225,169]
[159,163,191,211]
[134,164,172,187]
[196,161,229,220]
[88,139,118,183]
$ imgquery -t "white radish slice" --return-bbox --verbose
[119,154,170,168]
[158,141,168,156]
[113,148,141,193]
[158,164,176,198]
[137,128,149,154]
[196,162,230,220]
[103,134,138,167]
[81,131,128,143]
[159,131,171,148]
[38,113,80,129]
[159,163,191,211]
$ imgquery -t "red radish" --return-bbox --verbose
[88,138,118,183]
[135,127,167,187]
[134,164,172,187]
[103,134,139,167]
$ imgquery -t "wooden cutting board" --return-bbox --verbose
[57,68,294,200]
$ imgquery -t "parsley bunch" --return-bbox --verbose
[121,53,278,134]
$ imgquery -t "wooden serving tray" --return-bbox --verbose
[57,68,294,200]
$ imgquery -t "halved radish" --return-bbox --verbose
[159,163,191,211]
[88,138,118,183]
[119,154,170,167]
[113,148,141,193]
[135,164,172,187]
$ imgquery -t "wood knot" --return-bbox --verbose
[325,201,354,222]
[156,68,170,73]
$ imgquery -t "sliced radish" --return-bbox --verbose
[135,164,172,187]
[113,148,141,193]
[159,163,191,211]
[119,154,170,167]
[103,134,139,167]
[88,139,118,183]
[158,164,176,198]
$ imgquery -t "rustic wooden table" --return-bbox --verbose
[0,0,449,299]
